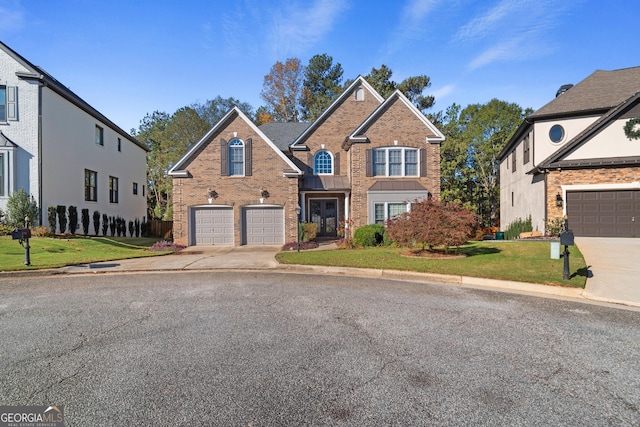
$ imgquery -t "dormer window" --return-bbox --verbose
[314,150,333,175]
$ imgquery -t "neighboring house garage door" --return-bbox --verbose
[242,207,284,245]
[191,207,234,245]
[566,190,640,237]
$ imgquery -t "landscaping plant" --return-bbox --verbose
[81,208,90,235]
[386,199,477,252]
[6,189,39,228]
[48,206,57,233]
[504,216,533,240]
[102,213,109,236]
[68,206,78,234]
[93,211,101,235]
[56,205,67,234]
[353,223,387,247]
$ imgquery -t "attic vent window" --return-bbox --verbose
[355,87,364,101]
[549,125,564,143]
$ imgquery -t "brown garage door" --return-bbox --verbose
[566,190,640,237]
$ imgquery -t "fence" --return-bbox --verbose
[148,219,173,239]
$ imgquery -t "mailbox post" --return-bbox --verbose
[11,216,31,266]
[560,215,575,280]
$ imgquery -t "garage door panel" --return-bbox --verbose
[242,207,284,245]
[567,190,640,237]
[192,207,234,245]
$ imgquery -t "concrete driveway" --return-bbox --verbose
[576,237,640,306]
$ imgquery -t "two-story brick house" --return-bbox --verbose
[0,41,147,228]
[169,76,444,246]
[499,67,640,237]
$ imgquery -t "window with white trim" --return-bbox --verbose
[0,86,6,121]
[229,138,244,176]
[314,150,333,175]
[374,202,408,224]
[373,147,419,177]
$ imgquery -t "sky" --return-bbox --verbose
[1,0,637,133]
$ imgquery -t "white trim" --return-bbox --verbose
[169,107,303,176]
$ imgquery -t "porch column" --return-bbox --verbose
[300,192,306,222]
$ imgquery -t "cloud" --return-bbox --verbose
[380,0,442,59]
[266,0,350,58]
[0,2,25,35]
[432,84,456,100]
[455,0,574,70]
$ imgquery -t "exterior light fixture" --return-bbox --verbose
[207,188,218,204]
[259,187,270,203]
[555,192,563,208]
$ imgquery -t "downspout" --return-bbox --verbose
[38,81,43,226]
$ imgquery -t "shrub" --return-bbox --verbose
[68,206,78,235]
[81,208,90,235]
[0,223,12,235]
[56,205,67,234]
[546,217,564,237]
[504,216,533,240]
[31,226,51,237]
[386,199,477,252]
[101,214,109,236]
[147,240,186,252]
[353,223,387,247]
[302,222,318,242]
[0,207,4,224]
[135,218,140,237]
[109,216,116,237]
[281,240,319,251]
[6,189,39,228]
[128,220,134,237]
[93,211,101,235]
[48,206,57,233]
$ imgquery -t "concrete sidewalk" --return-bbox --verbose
[576,237,640,307]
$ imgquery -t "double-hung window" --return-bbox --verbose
[374,202,408,224]
[0,86,6,121]
[109,176,119,203]
[85,169,97,201]
[373,147,419,177]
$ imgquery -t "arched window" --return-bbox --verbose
[229,138,244,176]
[314,150,333,175]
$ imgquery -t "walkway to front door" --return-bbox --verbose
[310,199,338,237]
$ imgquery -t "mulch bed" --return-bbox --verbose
[401,249,467,259]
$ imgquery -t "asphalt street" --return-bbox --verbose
[0,271,639,426]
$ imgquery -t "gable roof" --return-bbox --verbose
[168,106,303,177]
[531,66,640,119]
[500,66,640,161]
[259,122,310,151]
[290,76,384,149]
[536,92,640,170]
[345,89,445,148]
[0,41,147,152]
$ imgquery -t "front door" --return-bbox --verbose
[310,199,338,237]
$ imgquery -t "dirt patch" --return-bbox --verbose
[401,249,467,259]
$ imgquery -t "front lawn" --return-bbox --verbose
[276,241,587,287]
[0,236,167,271]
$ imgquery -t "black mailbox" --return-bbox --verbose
[11,228,31,240]
[560,229,574,246]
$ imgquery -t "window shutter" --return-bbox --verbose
[365,149,372,177]
[420,148,427,177]
[7,86,17,121]
[220,138,228,176]
[245,138,252,176]
[333,152,340,175]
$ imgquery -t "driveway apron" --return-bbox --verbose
[576,237,640,307]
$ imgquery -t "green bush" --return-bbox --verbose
[81,208,90,235]
[68,206,78,235]
[546,217,564,237]
[56,205,67,234]
[93,211,101,235]
[504,216,533,240]
[302,222,318,242]
[6,189,39,228]
[47,206,57,233]
[353,223,387,247]
[0,223,12,235]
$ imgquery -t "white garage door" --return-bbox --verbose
[191,207,234,245]
[242,207,284,245]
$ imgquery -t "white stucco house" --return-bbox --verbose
[0,41,147,230]
[499,67,640,237]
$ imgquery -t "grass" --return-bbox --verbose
[0,236,167,271]
[276,241,588,288]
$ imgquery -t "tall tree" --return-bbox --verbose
[260,58,304,122]
[440,99,532,227]
[194,96,254,127]
[363,65,435,113]
[364,64,396,98]
[301,53,344,121]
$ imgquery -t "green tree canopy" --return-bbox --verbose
[301,53,344,121]
[360,65,435,113]
[440,99,532,226]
